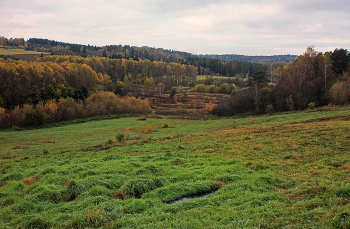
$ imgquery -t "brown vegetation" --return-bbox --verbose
[149,93,224,119]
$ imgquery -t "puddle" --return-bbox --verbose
[166,190,218,204]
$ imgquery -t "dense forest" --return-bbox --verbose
[212,47,350,115]
[0,56,197,109]
[197,54,298,64]
[24,38,268,77]
[1,36,350,127]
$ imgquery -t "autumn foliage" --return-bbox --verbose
[0,92,151,129]
[213,47,350,115]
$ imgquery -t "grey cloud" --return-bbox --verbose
[286,0,350,13]
[1,0,349,55]
[155,0,228,13]
[1,0,63,14]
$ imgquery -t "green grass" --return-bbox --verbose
[1,107,350,228]
[0,48,50,55]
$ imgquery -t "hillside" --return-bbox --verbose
[0,107,349,228]
[197,54,298,64]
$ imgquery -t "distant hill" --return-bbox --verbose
[197,54,298,64]
[25,38,270,77]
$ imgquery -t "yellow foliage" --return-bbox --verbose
[46,102,58,114]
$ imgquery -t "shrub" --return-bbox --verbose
[329,80,350,105]
[266,104,274,115]
[25,109,46,127]
[144,124,154,134]
[12,125,21,131]
[208,85,219,93]
[56,97,83,121]
[170,87,177,97]
[308,102,316,109]
[179,92,188,102]
[0,107,7,129]
[212,88,255,116]
[8,105,32,127]
[193,84,207,93]
[116,133,125,142]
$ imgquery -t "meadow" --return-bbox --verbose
[0,48,49,55]
[1,107,350,228]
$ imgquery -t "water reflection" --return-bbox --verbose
[166,190,217,204]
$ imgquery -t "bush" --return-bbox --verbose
[308,102,316,109]
[193,84,207,93]
[179,92,188,102]
[170,87,177,103]
[9,105,32,127]
[329,80,350,105]
[25,109,46,127]
[144,124,154,134]
[266,104,274,115]
[212,88,255,116]
[208,85,219,93]
[116,133,125,142]
[0,107,7,128]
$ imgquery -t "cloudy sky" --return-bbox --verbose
[1,0,350,55]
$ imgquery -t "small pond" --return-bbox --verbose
[166,190,218,204]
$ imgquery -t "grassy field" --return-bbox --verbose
[1,107,350,228]
[196,75,234,81]
[0,48,50,55]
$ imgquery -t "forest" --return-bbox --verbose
[25,37,268,77]
[197,54,298,64]
[1,37,350,229]
[212,47,350,115]
[1,36,350,129]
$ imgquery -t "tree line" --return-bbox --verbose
[212,47,350,115]
[0,36,25,47]
[0,56,197,109]
[0,92,151,129]
[197,54,298,64]
[1,36,279,78]
[25,38,268,77]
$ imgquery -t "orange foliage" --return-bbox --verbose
[0,91,151,129]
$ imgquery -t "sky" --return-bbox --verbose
[1,0,350,56]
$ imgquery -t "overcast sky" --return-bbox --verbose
[1,0,350,55]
